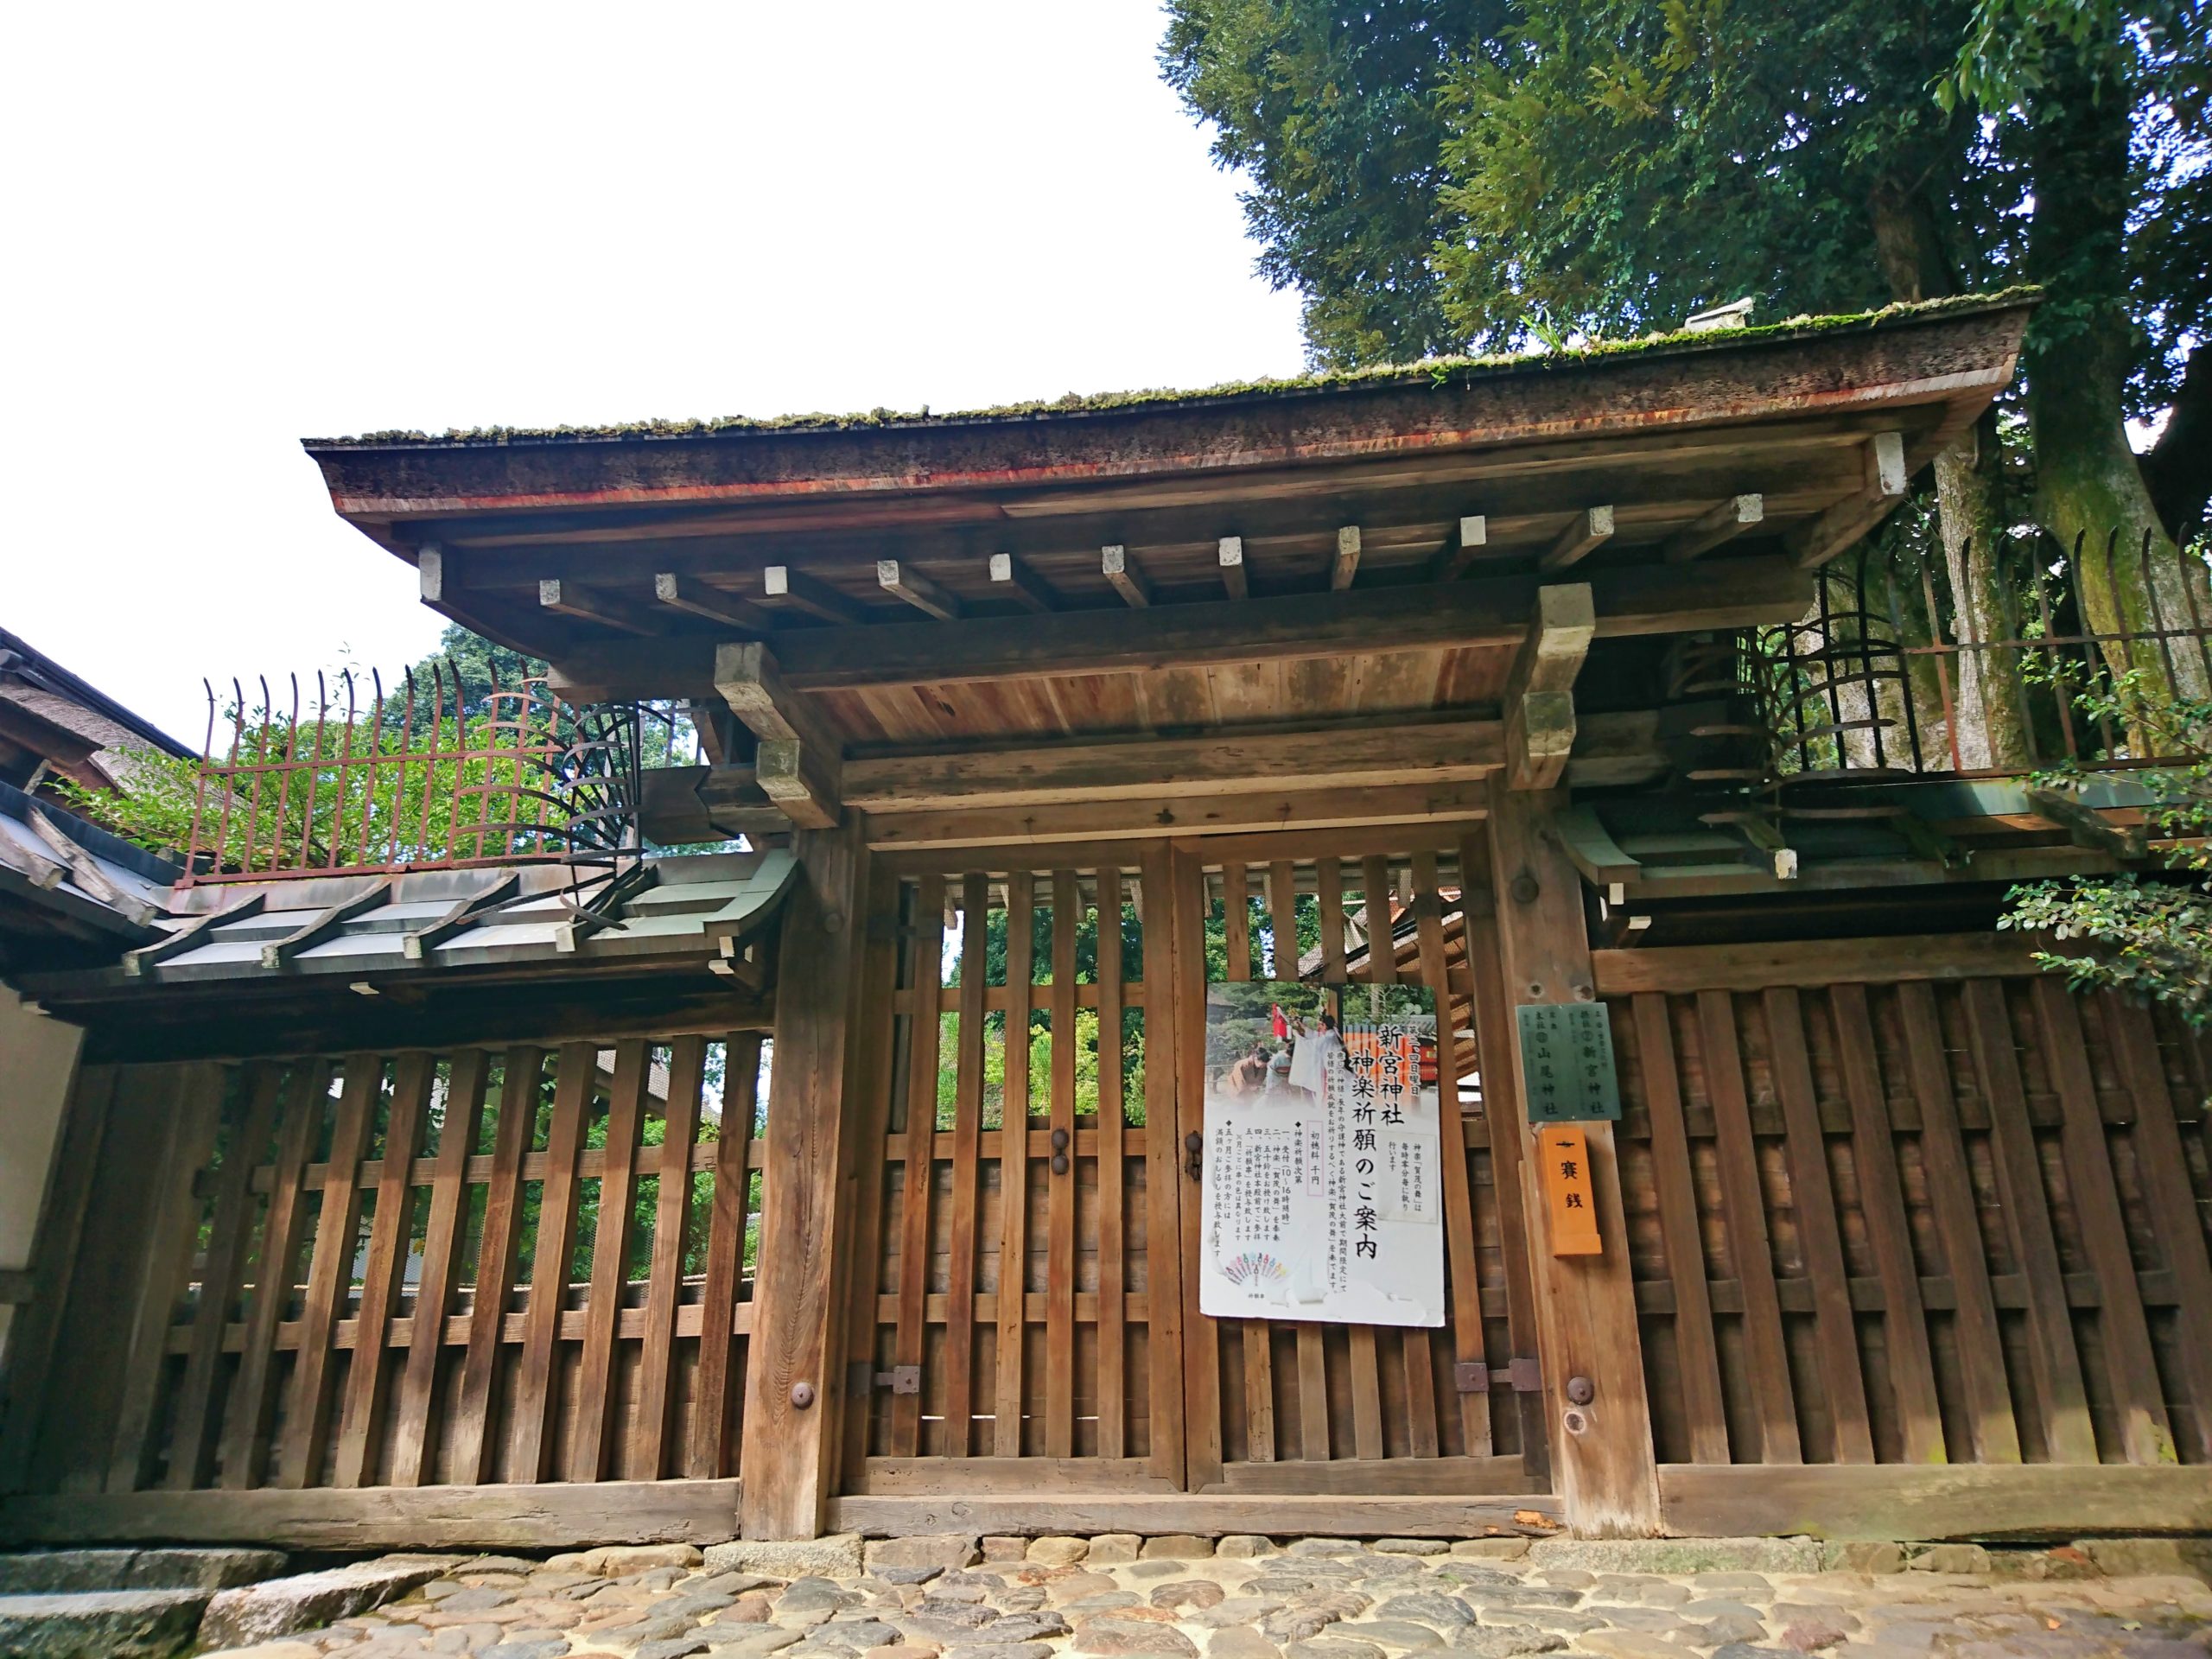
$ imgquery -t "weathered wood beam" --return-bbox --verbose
[1662,493,1764,563]
[402,872,521,960]
[655,572,775,633]
[24,809,156,925]
[123,892,265,978]
[1660,1464,2212,1543]
[1102,544,1152,607]
[260,879,394,970]
[1217,537,1248,601]
[548,556,1813,702]
[1788,431,1909,569]
[1503,583,1596,791]
[712,642,842,830]
[1430,514,1488,582]
[1331,524,1362,590]
[739,819,871,1538]
[988,553,1058,613]
[1538,506,1614,573]
[417,544,545,658]
[765,564,870,626]
[876,560,963,622]
[540,578,658,636]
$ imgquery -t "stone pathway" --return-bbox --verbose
[199,1535,2212,1659]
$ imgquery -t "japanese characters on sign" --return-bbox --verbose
[1199,980,1446,1327]
[1515,1001,1622,1122]
[1538,1122,1604,1255]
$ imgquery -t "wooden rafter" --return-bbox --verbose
[1102,544,1152,607]
[1539,506,1614,573]
[655,572,775,632]
[765,564,869,626]
[1788,431,1909,569]
[1503,582,1596,791]
[1218,537,1248,601]
[540,579,657,635]
[988,553,1058,613]
[1662,493,1764,563]
[877,560,963,621]
[1331,524,1362,590]
[1431,514,1488,582]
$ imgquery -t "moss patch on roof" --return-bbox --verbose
[308,289,2036,450]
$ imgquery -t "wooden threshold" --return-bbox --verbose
[1660,1464,2212,1541]
[1208,1453,1535,1497]
[855,1457,1182,1496]
[0,1478,740,1549]
[828,1492,1563,1537]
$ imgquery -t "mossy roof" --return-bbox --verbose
[306,289,2037,450]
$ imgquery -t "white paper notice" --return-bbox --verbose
[1199,995,1446,1328]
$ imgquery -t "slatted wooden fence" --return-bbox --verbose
[1599,940,2212,1486]
[0,1034,765,1510]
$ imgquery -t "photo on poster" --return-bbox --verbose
[1198,979,1446,1327]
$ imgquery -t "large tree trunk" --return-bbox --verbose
[1867,176,2032,767]
[2025,53,2209,707]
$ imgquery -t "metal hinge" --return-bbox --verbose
[874,1364,921,1395]
[1454,1357,1542,1394]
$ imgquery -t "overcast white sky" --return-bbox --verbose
[0,3,1305,746]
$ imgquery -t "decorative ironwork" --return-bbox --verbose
[180,659,647,885]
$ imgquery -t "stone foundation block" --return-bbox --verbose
[197,1559,451,1650]
[0,1588,212,1657]
[868,1536,982,1573]
[1524,1538,1821,1575]
[706,1535,867,1581]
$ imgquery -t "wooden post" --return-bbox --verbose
[1483,783,1660,1535]
[738,814,870,1539]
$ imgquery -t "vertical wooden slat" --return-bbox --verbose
[449,1046,541,1486]
[1140,847,1188,1486]
[1363,855,1435,1459]
[1413,851,1488,1459]
[1096,865,1128,1459]
[0,1064,115,1494]
[634,1036,706,1478]
[106,1064,226,1492]
[1897,982,2020,1462]
[1272,859,1331,1462]
[390,1049,490,1487]
[1961,979,2096,1462]
[993,874,1034,1458]
[278,1055,380,1489]
[1763,988,1874,1464]
[838,863,906,1489]
[890,874,945,1458]
[1457,830,1547,1481]
[2107,997,2212,1460]
[511,1043,591,1482]
[693,1033,760,1479]
[1828,985,1945,1464]
[1222,861,1275,1464]
[1171,843,1224,1489]
[1046,869,1080,1458]
[1696,991,1801,1464]
[942,874,988,1457]
[1223,861,1251,982]
[334,1052,434,1488]
[2032,982,2171,1464]
[572,1039,649,1480]
[1320,860,1385,1462]
[167,1064,283,1490]
[220,1064,323,1491]
[1633,994,1730,1464]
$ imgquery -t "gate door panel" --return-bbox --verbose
[841,854,1185,1495]
[1171,832,1548,1496]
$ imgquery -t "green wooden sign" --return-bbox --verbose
[1516,1002,1622,1122]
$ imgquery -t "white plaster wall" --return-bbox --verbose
[0,986,84,1363]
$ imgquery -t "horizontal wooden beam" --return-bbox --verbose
[864,778,1490,850]
[1659,1463,2212,1541]
[1503,583,1595,791]
[829,1491,1560,1538]
[0,1480,740,1550]
[712,643,841,830]
[1592,931,2046,995]
[842,718,1502,812]
[549,556,1814,700]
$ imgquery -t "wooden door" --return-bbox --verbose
[1167,830,1551,1497]
[838,850,1187,1497]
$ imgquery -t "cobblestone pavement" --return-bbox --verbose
[206,1535,2212,1659]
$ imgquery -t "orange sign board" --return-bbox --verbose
[1537,1124,1603,1256]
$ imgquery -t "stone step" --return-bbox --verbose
[0,1586,213,1658]
[0,1546,284,1594]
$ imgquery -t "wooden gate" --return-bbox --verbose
[841,826,1549,1504]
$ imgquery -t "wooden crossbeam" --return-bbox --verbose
[1503,583,1596,791]
[124,891,265,978]
[1662,493,1764,563]
[540,579,656,635]
[655,573,775,633]
[1218,537,1248,601]
[988,553,1058,613]
[403,872,522,961]
[1539,506,1614,572]
[1788,431,1909,569]
[712,642,842,830]
[260,879,394,970]
[1431,514,1488,582]
[877,560,963,621]
[1102,545,1152,607]
[1331,524,1363,590]
[25,808,157,925]
[765,565,869,626]
[417,545,542,658]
